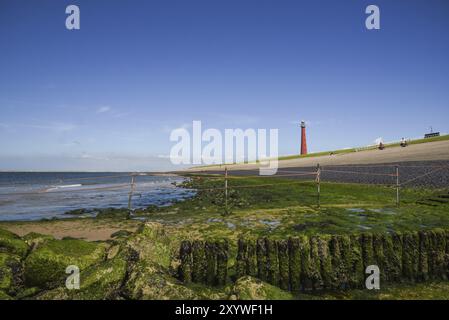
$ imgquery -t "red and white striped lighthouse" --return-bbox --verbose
[300,121,307,155]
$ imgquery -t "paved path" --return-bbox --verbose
[182,140,449,188]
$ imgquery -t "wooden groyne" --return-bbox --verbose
[178,230,449,291]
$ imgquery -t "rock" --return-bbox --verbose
[34,247,135,300]
[64,208,92,215]
[35,287,70,300]
[0,228,29,258]
[70,251,128,300]
[125,222,172,268]
[110,230,133,239]
[0,252,23,295]
[229,276,294,300]
[0,290,13,300]
[95,208,130,219]
[123,260,199,300]
[24,239,108,289]
[14,287,41,300]
[22,232,54,251]
[106,245,121,260]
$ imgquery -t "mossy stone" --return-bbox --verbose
[22,232,54,251]
[0,228,29,258]
[0,290,12,300]
[110,230,133,239]
[72,252,128,299]
[95,207,130,219]
[24,239,107,289]
[230,276,293,300]
[124,260,199,300]
[0,252,23,295]
[127,222,172,268]
[33,249,129,300]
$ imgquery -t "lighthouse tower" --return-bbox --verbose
[300,121,307,155]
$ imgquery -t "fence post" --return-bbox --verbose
[224,167,228,213]
[396,165,400,207]
[128,174,136,211]
[316,164,321,208]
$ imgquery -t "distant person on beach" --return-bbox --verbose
[378,142,385,150]
[400,137,408,147]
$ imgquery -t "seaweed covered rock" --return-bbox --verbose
[24,239,108,289]
[0,252,23,295]
[229,276,294,300]
[34,287,70,300]
[33,246,134,300]
[125,222,172,268]
[96,208,130,219]
[124,260,199,300]
[22,232,54,251]
[0,228,29,258]
[110,230,133,239]
[0,290,12,300]
[70,251,128,300]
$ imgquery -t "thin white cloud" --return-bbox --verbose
[96,106,111,114]
[23,122,77,132]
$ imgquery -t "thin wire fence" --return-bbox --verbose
[1,163,448,211]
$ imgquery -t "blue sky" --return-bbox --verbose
[1,0,448,171]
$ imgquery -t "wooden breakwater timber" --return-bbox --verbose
[179,239,229,286]
[178,230,449,291]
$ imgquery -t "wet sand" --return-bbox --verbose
[0,218,141,241]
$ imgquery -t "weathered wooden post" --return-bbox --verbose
[224,167,228,213]
[396,166,400,207]
[179,241,192,283]
[316,164,321,208]
[128,174,136,212]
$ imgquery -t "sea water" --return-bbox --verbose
[0,172,194,221]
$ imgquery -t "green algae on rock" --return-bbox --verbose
[0,228,29,258]
[24,238,108,289]
[0,290,13,300]
[229,276,294,300]
[70,251,128,300]
[0,252,23,295]
[22,232,54,251]
[124,260,199,300]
